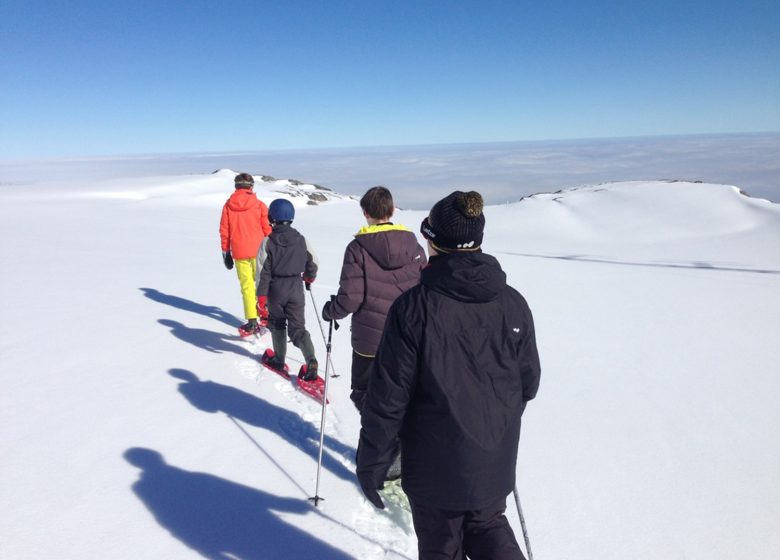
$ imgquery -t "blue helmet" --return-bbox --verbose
[269,198,295,223]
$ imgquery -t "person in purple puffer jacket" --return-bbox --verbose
[322,186,426,413]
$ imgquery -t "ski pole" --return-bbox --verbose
[309,295,339,507]
[307,288,340,378]
[513,485,534,560]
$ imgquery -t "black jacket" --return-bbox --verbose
[256,223,318,298]
[357,251,541,510]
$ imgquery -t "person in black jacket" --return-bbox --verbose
[256,199,319,381]
[356,191,541,560]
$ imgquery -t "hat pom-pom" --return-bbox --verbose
[457,191,483,218]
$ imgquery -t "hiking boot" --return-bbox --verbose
[238,319,261,337]
[267,356,286,371]
[298,359,318,382]
[262,349,286,371]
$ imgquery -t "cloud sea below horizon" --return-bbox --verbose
[1,132,777,209]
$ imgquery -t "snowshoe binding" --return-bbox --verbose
[238,319,263,338]
[296,360,328,404]
[260,349,290,379]
[298,359,319,382]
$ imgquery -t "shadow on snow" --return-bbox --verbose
[140,287,243,327]
[168,369,356,483]
[158,319,254,358]
[124,447,355,560]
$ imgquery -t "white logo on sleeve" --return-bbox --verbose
[513,327,520,333]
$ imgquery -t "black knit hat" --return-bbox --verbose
[420,191,485,252]
[234,173,254,188]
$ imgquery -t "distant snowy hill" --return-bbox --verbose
[1,172,778,560]
[210,168,347,206]
[59,168,349,207]
[491,180,780,271]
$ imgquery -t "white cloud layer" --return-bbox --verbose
[1,133,777,209]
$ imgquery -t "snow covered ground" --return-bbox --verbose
[1,170,778,559]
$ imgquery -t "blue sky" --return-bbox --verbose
[1,0,778,158]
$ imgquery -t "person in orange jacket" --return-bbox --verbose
[219,173,272,336]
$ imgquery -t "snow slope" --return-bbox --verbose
[1,171,778,559]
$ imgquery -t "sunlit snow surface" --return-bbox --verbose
[1,171,778,559]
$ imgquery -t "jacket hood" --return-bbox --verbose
[226,189,260,212]
[354,224,423,270]
[422,252,506,303]
[269,223,299,247]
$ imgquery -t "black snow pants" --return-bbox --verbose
[409,497,524,560]
[267,276,315,364]
[350,351,374,413]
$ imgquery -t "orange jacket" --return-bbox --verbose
[219,189,272,259]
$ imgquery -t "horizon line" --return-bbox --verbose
[2,130,778,165]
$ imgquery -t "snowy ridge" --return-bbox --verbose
[210,168,349,207]
[52,167,349,208]
[488,180,780,271]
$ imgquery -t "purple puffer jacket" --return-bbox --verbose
[329,224,426,356]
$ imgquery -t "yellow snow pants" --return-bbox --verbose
[235,258,258,320]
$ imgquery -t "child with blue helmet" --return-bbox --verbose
[256,199,319,380]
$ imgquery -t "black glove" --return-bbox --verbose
[222,251,234,270]
[357,472,385,509]
[321,301,332,321]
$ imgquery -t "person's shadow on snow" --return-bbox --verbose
[158,319,254,358]
[169,369,356,482]
[140,287,242,328]
[124,447,354,560]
